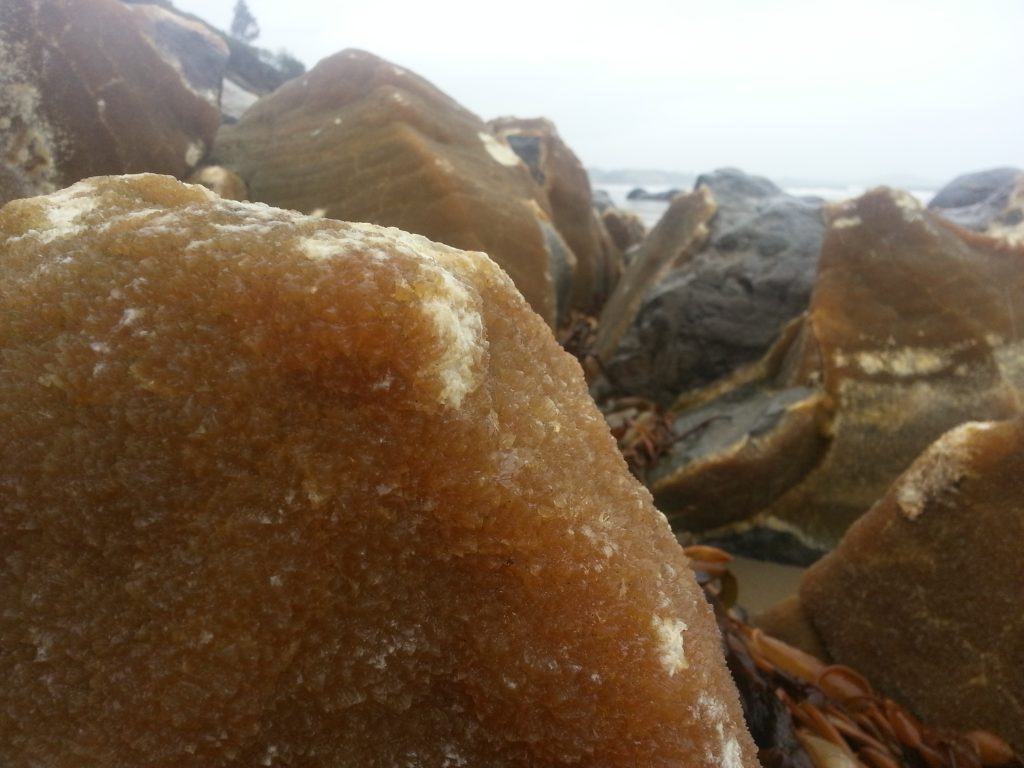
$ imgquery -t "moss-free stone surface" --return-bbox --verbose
[212,49,573,327]
[0,174,756,767]
[650,188,1024,558]
[800,418,1024,752]
[490,116,621,313]
[0,0,220,206]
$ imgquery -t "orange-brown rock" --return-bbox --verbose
[186,165,248,200]
[649,188,1024,560]
[0,0,220,206]
[0,174,757,767]
[751,597,830,663]
[211,49,575,327]
[602,206,647,253]
[490,116,621,313]
[800,418,1024,752]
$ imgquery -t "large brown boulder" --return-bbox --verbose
[0,0,220,206]
[211,49,575,327]
[490,116,621,313]
[799,418,1024,752]
[0,173,757,767]
[649,188,1024,560]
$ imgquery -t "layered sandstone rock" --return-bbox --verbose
[649,188,1024,559]
[0,0,220,206]
[800,418,1024,752]
[490,117,621,313]
[0,174,757,767]
[597,169,826,406]
[211,49,575,327]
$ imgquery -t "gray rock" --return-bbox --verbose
[927,167,1023,230]
[126,4,230,109]
[601,168,825,406]
[592,189,615,212]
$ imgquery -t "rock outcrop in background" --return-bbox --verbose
[211,50,583,327]
[490,116,621,313]
[647,188,1024,561]
[928,166,1024,245]
[0,0,221,206]
[595,169,826,405]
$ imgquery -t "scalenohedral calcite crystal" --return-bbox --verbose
[0,175,756,767]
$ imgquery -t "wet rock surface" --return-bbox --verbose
[490,116,621,313]
[599,169,826,406]
[0,0,220,206]
[124,2,230,110]
[799,418,1024,752]
[602,205,647,253]
[928,167,1024,244]
[649,188,1024,559]
[593,186,717,372]
[0,173,757,767]
[211,49,573,327]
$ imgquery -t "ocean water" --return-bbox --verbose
[598,183,936,230]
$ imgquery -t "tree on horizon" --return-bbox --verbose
[230,0,260,43]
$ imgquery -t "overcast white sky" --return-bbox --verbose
[173,0,1023,187]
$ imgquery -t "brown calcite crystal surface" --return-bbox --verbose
[0,0,220,206]
[0,174,757,767]
[211,49,575,327]
[651,188,1024,559]
[800,418,1024,751]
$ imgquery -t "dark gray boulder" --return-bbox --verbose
[600,168,826,406]
[927,167,1023,231]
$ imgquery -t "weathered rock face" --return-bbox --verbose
[591,189,647,256]
[0,0,220,206]
[0,174,757,767]
[598,169,826,406]
[650,188,1024,560]
[800,418,1024,752]
[928,167,1024,244]
[186,165,248,200]
[212,49,573,327]
[219,37,306,123]
[602,206,648,254]
[124,2,230,110]
[490,116,621,314]
[593,187,717,384]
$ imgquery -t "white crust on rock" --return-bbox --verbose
[298,224,491,410]
[894,421,994,520]
[478,131,522,168]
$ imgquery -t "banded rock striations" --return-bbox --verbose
[211,49,576,327]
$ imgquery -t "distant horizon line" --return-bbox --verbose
[583,166,981,192]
